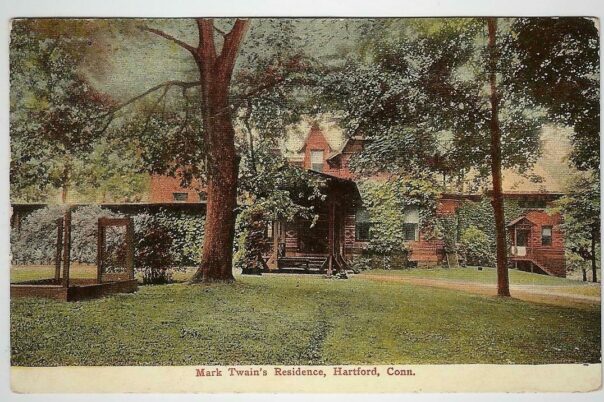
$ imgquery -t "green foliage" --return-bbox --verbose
[510,18,599,171]
[233,204,272,273]
[150,210,205,267]
[12,206,206,268]
[456,198,525,258]
[71,138,148,203]
[459,226,495,267]
[238,141,326,222]
[10,22,143,203]
[11,205,120,265]
[553,172,600,271]
[133,214,175,284]
[358,177,439,256]
[350,254,410,271]
[316,18,543,186]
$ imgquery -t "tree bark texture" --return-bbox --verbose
[487,17,511,297]
[188,18,249,283]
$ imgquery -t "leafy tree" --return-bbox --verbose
[510,17,599,172]
[510,18,600,281]
[319,18,547,296]
[554,173,600,282]
[10,21,144,203]
[71,138,148,203]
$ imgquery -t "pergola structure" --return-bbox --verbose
[11,210,138,301]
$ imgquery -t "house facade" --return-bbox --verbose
[275,124,567,276]
[109,122,566,277]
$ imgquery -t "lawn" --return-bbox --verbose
[10,264,98,283]
[364,266,601,288]
[11,272,601,366]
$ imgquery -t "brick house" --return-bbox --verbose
[505,194,566,277]
[142,122,566,276]
[273,124,566,276]
[148,174,206,203]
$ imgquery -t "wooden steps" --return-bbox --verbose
[276,256,328,274]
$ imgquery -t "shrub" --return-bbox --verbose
[11,205,120,265]
[349,250,410,272]
[459,225,495,267]
[152,209,205,267]
[133,214,174,284]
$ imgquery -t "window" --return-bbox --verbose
[403,206,420,241]
[355,208,371,241]
[403,223,418,241]
[520,197,546,209]
[265,222,273,240]
[310,150,324,172]
[172,192,189,202]
[542,226,552,246]
[198,191,207,201]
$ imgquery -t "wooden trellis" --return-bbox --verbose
[96,217,135,283]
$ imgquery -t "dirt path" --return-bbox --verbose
[360,273,601,309]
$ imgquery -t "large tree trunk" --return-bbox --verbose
[189,18,249,283]
[487,18,511,297]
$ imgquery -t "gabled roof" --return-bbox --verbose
[297,122,333,153]
[326,135,367,162]
[506,216,535,228]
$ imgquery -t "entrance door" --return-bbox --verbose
[515,228,530,256]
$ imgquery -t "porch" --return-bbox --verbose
[265,171,362,275]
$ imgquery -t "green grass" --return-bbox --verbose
[363,266,601,287]
[10,264,97,283]
[11,273,601,366]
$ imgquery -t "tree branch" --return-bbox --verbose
[140,25,196,55]
[216,19,250,82]
[105,80,201,116]
[197,18,217,63]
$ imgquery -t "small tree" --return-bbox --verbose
[554,173,600,282]
[133,214,175,284]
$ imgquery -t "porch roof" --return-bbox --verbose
[307,170,362,206]
[506,216,535,228]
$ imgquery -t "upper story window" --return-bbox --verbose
[173,192,189,202]
[310,150,324,172]
[541,226,552,246]
[403,206,420,241]
[355,208,371,241]
[519,198,547,209]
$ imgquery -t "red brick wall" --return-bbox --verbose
[515,210,566,277]
[149,174,205,203]
[302,125,337,175]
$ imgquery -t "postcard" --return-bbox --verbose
[5,13,602,395]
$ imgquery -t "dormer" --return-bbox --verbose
[300,122,332,173]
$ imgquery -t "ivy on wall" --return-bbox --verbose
[11,206,205,267]
[358,177,440,256]
[456,198,525,254]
